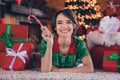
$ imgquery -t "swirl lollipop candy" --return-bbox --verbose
[28,14,44,27]
[28,14,52,38]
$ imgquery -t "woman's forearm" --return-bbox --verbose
[63,66,93,72]
[52,66,94,73]
[41,42,53,72]
[52,56,94,73]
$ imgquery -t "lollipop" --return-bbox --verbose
[28,14,52,38]
[28,14,44,27]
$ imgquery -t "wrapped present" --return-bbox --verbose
[31,52,41,68]
[0,52,7,67]
[103,50,120,72]
[0,24,28,51]
[25,52,41,69]
[2,42,34,71]
[90,45,120,69]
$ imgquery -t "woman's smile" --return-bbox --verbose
[60,28,70,33]
[56,13,74,37]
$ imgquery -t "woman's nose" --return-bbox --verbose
[64,23,68,28]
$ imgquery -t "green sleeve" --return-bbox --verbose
[74,37,90,66]
[77,40,90,60]
[40,39,47,58]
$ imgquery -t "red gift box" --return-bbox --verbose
[27,52,41,69]
[0,52,7,67]
[31,52,41,68]
[90,45,120,69]
[0,24,28,51]
[2,42,34,71]
[103,50,120,72]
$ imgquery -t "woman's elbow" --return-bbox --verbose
[88,65,94,72]
[89,67,94,72]
[41,67,52,72]
[41,64,52,72]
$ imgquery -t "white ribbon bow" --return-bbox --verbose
[6,43,28,71]
[107,1,119,9]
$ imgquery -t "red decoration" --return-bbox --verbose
[15,0,21,5]
[0,18,5,24]
[81,5,85,9]
[106,1,120,16]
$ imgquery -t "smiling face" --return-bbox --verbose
[56,13,74,38]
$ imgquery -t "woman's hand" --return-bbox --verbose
[41,26,53,72]
[41,26,53,44]
[52,66,60,72]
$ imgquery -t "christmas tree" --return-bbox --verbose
[65,0,101,39]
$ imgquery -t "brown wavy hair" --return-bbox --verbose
[51,8,79,36]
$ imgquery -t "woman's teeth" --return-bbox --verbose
[61,30,69,33]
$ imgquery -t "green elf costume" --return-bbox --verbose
[40,36,90,68]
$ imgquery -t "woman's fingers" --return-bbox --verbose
[52,66,60,72]
[41,26,53,39]
[41,26,48,36]
[41,25,46,31]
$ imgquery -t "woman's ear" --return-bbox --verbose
[74,26,76,29]
[54,27,56,30]
[73,24,76,29]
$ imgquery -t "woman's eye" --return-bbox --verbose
[67,20,72,24]
[57,22,62,24]
[57,20,72,25]
[57,21,62,24]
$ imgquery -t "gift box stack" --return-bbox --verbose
[103,50,120,72]
[0,24,41,71]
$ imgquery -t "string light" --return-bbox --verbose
[65,0,102,40]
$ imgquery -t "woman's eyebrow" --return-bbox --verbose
[67,20,72,22]
[57,20,62,22]
[67,20,72,21]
